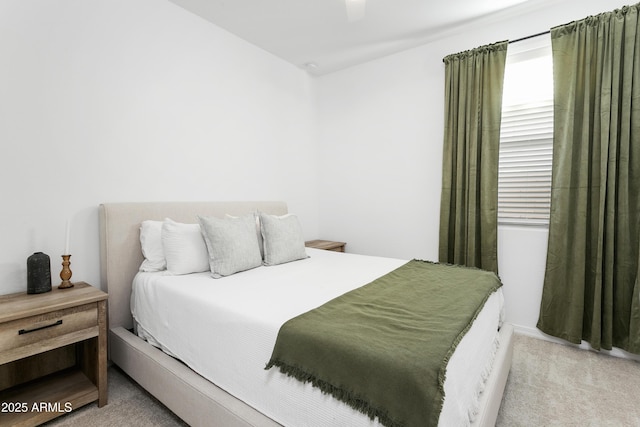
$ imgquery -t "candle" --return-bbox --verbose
[64,219,70,255]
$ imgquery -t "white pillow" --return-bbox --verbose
[161,218,209,275]
[259,212,308,266]
[139,220,166,272]
[198,214,263,278]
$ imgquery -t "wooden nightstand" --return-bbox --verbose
[305,240,347,252]
[0,282,107,426]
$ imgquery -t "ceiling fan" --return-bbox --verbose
[345,0,366,22]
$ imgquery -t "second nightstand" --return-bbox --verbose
[305,240,347,252]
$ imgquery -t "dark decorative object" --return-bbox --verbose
[27,252,52,294]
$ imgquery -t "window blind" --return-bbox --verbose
[498,100,553,225]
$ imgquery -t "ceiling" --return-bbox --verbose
[169,0,540,75]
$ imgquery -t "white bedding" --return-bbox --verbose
[131,248,504,427]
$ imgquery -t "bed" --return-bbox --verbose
[99,201,514,427]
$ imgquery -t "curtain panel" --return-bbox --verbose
[537,4,640,354]
[439,42,507,274]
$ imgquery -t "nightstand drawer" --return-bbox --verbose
[0,303,98,364]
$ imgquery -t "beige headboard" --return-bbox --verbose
[99,201,288,330]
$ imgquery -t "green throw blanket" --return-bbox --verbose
[265,260,502,427]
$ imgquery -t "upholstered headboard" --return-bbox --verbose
[99,201,288,330]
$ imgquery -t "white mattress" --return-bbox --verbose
[131,248,504,427]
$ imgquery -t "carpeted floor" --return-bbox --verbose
[496,334,640,426]
[42,366,187,427]
[44,333,640,426]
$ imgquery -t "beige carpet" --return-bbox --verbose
[42,367,187,427]
[45,333,640,426]
[496,334,640,426]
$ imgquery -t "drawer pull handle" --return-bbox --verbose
[18,319,63,335]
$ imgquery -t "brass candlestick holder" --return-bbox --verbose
[59,254,74,289]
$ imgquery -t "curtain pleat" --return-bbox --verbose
[439,42,507,274]
[537,4,640,354]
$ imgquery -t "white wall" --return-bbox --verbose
[0,0,319,294]
[1,0,627,335]
[315,0,625,332]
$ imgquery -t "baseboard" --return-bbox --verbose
[511,324,640,362]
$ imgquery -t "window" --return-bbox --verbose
[498,35,553,226]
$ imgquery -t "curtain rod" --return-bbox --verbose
[509,30,550,44]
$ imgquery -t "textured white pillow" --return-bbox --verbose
[198,214,263,278]
[161,218,210,275]
[139,220,166,272]
[226,212,264,259]
[259,212,308,266]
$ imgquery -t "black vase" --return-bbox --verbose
[27,252,52,294]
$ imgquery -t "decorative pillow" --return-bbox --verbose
[161,218,210,275]
[259,212,308,266]
[226,212,264,259]
[198,214,263,278]
[139,220,166,272]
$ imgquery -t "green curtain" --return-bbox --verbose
[439,42,507,274]
[537,5,640,354]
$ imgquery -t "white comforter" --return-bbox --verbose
[131,248,504,427]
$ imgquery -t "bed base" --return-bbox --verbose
[110,324,513,427]
[99,201,514,427]
[109,327,281,427]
